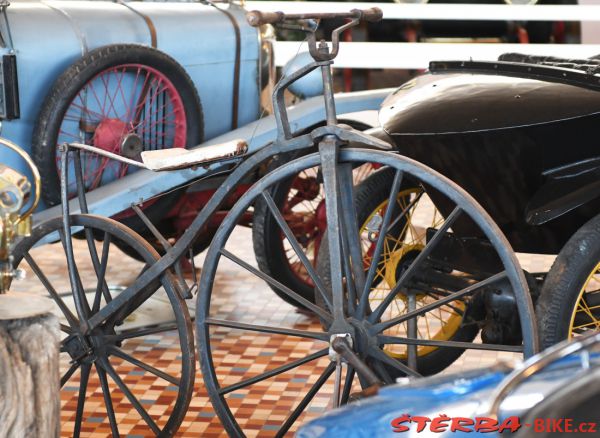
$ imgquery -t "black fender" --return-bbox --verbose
[380,73,600,135]
[526,157,600,225]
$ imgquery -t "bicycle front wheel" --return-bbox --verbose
[197,148,537,437]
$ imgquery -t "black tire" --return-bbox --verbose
[252,122,374,309]
[253,156,376,309]
[32,44,203,236]
[318,168,480,376]
[252,162,377,308]
[537,212,600,350]
[252,151,318,307]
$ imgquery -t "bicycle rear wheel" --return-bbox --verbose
[11,215,194,437]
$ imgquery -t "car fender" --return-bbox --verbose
[379,73,600,135]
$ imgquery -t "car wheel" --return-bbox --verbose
[32,44,203,243]
[253,152,376,309]
[537,212,600,349]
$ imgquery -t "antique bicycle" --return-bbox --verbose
[11,8,538,437]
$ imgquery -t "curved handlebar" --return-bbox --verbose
[246,7,383,27]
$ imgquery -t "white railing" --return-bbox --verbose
[246,2,600,69]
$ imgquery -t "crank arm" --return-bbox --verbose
[331,336,381,387]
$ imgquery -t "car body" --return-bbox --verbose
[377,57,600,255]
[348,56,600,364]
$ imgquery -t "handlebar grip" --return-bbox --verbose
[246,10,284,27]
[354,7,383,23]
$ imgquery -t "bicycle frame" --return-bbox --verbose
[58,11,391,335]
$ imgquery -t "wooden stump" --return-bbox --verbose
[0,294,60,437]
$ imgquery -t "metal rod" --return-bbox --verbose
[339,163,366,312]
[372,270,507,334]
[321,53,337,125]
[406,292,418,370]
[332,337,380,387]
[357,169,403,317]
[319,138,345,324]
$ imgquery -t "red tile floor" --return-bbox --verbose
[10,226,555,437]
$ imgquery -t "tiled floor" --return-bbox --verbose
[10,224,556,437]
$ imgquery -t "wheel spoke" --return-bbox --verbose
[99,358,161,435]
[369,206,463,323]
[73,363,92,438]
[340,230,358,315]
[371,359,394,384]
[367,346,421,378]
[372,271,507,334]
[357,169,404,317]
[218,348,329,395]
[108,345,180,386]
[61,362,80,388]
[24,253,78,327]
[220,249,333,323]
[386,189,424,233]
[261,191,333,312]
[91,231,112,314]
[276,362,336,437]
[339,163,367,307]
[107,322,180,342]
[59,228,91,320]
[96,363,120,437]
[340,366,355,405]
[206,317,329,341]
[377,335,523,352]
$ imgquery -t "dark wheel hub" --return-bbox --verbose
[63,333,95,363]
[63,328,116,364]
[121,133,144,158]
[346,318,378,357]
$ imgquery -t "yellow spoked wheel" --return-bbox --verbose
[569,262,600,337]
[360,187,467,360]
[309,167,483,376]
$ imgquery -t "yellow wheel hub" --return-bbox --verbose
[360,188,466,360]
[568,261,600,338]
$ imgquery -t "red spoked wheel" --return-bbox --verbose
[32,44,203,232]
[253,159,377,308]
[58,64,187,199]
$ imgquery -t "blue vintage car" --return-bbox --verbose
[3,1,263,189]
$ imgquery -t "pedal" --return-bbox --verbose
[348,384,381,403]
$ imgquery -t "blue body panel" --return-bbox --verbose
[0,1,259,197]
[297,353,600,438]
[296,369,507,438]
